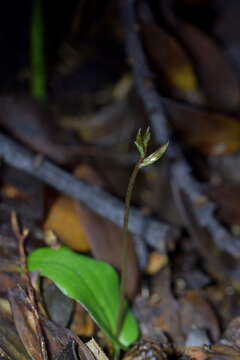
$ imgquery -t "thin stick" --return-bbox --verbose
[0,132,178,251]
[11,212,48,360]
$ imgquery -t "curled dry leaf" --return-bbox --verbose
[8,286,95,360]
[0,312,31,360]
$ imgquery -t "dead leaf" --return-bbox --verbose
[207,184,240,226]
[179,290,220,343]
[44,195,90,252]
[138,1,203,105]
[176,21,240,111]
[76,204,139,299]
[70,303,94,337]
[141,24,198,93]
[0,312,31,360]
[135,267,184,344]
[56,341,79,360]
[74,164,140,299]
[8,286,95,360]
[166,102,240,155]
[8,287,42,360]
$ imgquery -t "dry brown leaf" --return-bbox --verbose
[76,204,139,299]
[176,21,240,111]
[135,267,184,343]
[207,184,240,226]
[44,195,90,252]
[70,303,94,337]
[74,164,140,299]
[166,102,240,155]
[141,24,198,93]
[138,1,203,106]
[8,286,95,360]
[179,290,220,343]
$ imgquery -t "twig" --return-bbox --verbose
[119,0,169,143]
[119,0,240,266]
[11,212,48,360]
[0,132,178,252]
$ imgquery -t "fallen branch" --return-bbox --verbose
[119,0,169,144]
[0,132,178,252]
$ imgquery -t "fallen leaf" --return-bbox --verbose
[44,195,90,252]
[0,311,31,360]
[141,23,198,92]
[56,341,79,360]
[138,1,202,105]
[70,303,94,337]
[76,204,139,299]
[206,184,240,226]
[8,286,95,360]
[179,290,220,343]
[166,102,240,155]
[8,287,43,360]
[134,267,184,344]
[176,21,240,111]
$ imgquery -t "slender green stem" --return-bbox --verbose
[31,0,46,102]
[115,158,142,338]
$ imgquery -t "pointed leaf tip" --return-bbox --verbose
[139,141,169,168]
[134,128,145,158]
[143,127,151,153]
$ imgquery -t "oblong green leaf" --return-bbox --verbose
[27,247,139,349]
